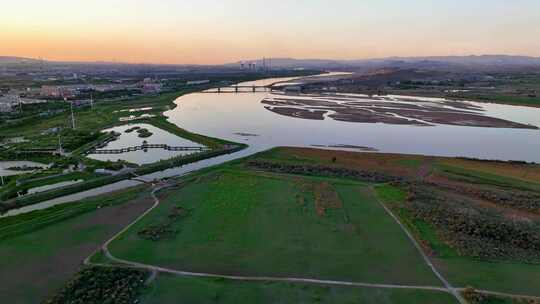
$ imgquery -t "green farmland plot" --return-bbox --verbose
[139,274,457,304]
[108,169,441,286]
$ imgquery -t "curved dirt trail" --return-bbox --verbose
[83,180,540,303]
[369,186,467,304]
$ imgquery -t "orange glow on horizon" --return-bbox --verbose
[1,0,539,64]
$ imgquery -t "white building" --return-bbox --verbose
[0,95,18,113]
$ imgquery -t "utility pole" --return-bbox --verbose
[18,95,23,114]
[81,76,94,110]
[66,97,76,129]
[58,128,63,154]
[90,92,94,110]
[70,101,76,129]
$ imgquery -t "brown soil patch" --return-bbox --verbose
[314,182,342,216]
[262,95,538,129]
[264,106,327,120]
[0,192,154,303]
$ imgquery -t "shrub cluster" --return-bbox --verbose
[45,267,147,304]
[246,160,400,183]
[461,288,490,304]
[136,128,153,138]
[138,206,189,241]
[432,182,540,214]
[462,288,540,304]
[404,184,540,262]
[473,188,540,214]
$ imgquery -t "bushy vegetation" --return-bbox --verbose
[435,183,540,214]
[136,128,153,138]
[137,206,191,241]
[402,183,540,262]
[461,288,535,304]
[44,267,147,304]
[246,160,399,183]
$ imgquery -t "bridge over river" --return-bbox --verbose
[204,85,277,93]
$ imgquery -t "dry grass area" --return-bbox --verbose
[267,147,540,185]
[439,158,540,184]
[267,147,431,178]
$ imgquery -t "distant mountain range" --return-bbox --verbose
[0,56,43,64]
[3,55,540,70]
[227,55,540,70]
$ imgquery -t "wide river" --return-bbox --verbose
[166,77,540,163]
[4,74,540,217]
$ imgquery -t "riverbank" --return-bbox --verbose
[0,142,245,215]
[1,72,322,215]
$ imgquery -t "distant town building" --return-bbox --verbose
[0,102,14,113]
[92,84,129,93]
[0,95,18,113]
[40,84,94,99]
[141,83,163,94]
[40,85,77,98]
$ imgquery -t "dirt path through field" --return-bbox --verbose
[83,179,540,304]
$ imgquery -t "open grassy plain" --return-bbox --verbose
[249,147,540,297]
[4,146,538,303]
[0,185,153,303]
[139,273,458,304]
[108,168,440,285]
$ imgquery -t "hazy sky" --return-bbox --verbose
[1,0,539,64]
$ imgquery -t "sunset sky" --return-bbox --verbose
[1,0,539,64]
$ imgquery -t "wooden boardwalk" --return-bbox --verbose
[90,144,209,155]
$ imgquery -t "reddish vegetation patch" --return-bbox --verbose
[314,182,342,216]
[440,158,540,184]
[272,147,427,179]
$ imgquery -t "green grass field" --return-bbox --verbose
[108,168,440,285]
[0,186,153,303]
[3,146,538,303]
[140,274,457,304]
